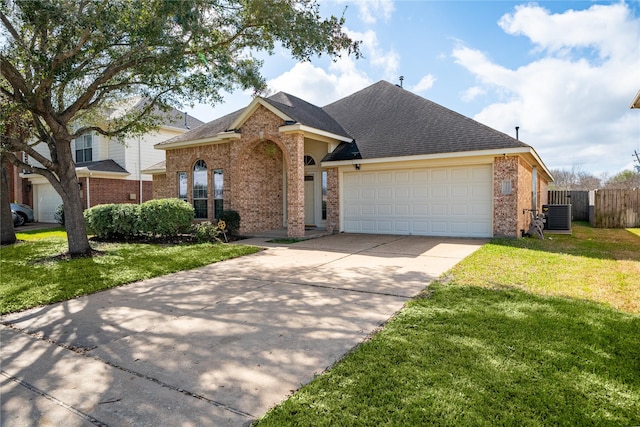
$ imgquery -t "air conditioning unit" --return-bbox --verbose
[542,204,572,231]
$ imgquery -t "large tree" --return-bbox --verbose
[0,0,359,256]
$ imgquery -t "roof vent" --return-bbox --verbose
[283,120,297,126]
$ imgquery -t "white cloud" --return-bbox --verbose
[266,60,371,106]
[350,0,395,24]
[347,28,399,79]
[461,86,486,102]
[453,3,640,174]
[412,74,436,93]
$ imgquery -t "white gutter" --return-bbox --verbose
[322,146,554,181]
[278,123,352,143]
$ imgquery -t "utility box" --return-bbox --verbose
[542,204,572,232]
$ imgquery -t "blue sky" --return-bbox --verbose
[186,1,640,177]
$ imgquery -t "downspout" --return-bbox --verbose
[138,136,142,204]
[86,175,91,209]
[532,166,537,212]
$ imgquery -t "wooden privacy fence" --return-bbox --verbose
[592,189,640,228]
[547,190,589,221]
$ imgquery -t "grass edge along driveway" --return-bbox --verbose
[256,223,640,426]
[0,228,260,315]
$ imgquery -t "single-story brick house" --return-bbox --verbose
[146,80,552,238]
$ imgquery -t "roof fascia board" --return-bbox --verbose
[155,132,241,150]
[279,123,352,143]
[20,169,130,182]
[142,167,166,175]
[229,97,293,130]
[75,168,130,178]
[322,147,554,179]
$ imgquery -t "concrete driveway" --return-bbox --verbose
[1,234,484,426]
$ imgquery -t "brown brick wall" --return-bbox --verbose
[325,167,339,233]
[153,105,306,237]
[494,155,550,237]
[82,178,152,207]
[493,156,519,237]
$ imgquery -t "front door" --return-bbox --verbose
[304,174,315,226]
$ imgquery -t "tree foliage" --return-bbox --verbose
[0,0,359,255]
[549,166,602,191]
[604,170,640,189]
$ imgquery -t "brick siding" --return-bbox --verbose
[81,178,152,207]
[154,105,307,237]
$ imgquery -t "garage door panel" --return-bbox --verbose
[35,184,62,223]
[395,204,410,216]
[343,165,492,237]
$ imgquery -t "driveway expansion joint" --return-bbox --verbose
[1,370,108,427]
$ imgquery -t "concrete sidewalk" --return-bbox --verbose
[1,234,484,426]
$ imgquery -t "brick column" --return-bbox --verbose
[325,168,340,233]
[286,134,305,238]
[493,156,519,237]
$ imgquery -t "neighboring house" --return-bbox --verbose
[11,100,203,222]
[146,81,552,238]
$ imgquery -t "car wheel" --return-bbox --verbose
[16,213,26,226]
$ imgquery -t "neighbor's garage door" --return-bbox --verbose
[34,184,62,223]
[343,165,493,237]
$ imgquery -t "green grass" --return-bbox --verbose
[267,238,304,244]
[256,223,640,426]
[0,230,259,314]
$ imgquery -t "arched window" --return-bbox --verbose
[193,160,208,219]
[304,155,316,166]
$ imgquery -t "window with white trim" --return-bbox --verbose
[193,160,208,219]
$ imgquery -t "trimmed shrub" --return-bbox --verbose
[193,221,221,243]
[84,203,142,238]
[140,198,194,237]
[218,209,241,235]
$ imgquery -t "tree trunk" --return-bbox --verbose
[59,176,92,256]
[54,137,93,257]
[0,161,17,245]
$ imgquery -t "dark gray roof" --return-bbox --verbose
[131,99,204,130]
[156,109,242,146]
[76,159,128,174]
[264,92,350,138]
[322,80,530,161]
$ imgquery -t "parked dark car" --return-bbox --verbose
[10,203,34,226]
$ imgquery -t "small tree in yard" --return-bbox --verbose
[0,0,359,257]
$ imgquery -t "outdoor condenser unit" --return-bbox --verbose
[542,204,572,231]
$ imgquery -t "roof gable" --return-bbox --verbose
[322,80,530,161]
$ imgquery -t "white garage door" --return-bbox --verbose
[343,165,493,237]
[34,184,62,223]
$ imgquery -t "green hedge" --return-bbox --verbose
[84,199,194,239]
[218,209,241,235]
[84,203,142,238]
[140,199,194,237]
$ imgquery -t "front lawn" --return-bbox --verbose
[256,223,640,426]
[0,229,259,314]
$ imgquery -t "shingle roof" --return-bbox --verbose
[76,159,128,174]
[322,80,530,161]
[156,109,242,146]
[263,92,350,138]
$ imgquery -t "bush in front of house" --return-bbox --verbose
[218,209,241,235]
[84,203,142,238]
[193,221,222,243]
[140,198,194,237]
